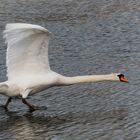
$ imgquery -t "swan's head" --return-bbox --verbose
[110,73,128,83]
[117,73,129,83]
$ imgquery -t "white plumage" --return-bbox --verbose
[0,23,128,112]
[4,23,51,79]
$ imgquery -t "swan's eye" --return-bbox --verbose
[118,74,129,83]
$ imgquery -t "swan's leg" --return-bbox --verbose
[5,97,12,108]
[0,97,12,110]
[22,98,47,112]
[22,99,35,112]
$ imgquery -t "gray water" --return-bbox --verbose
[0,0,138,139]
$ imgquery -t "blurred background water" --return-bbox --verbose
[0,0,139,139]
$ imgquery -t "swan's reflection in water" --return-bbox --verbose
[0,108,127,140]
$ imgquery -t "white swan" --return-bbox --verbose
[0,23,128,112]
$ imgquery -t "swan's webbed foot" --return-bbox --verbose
[0,97,12,111]
[22,98,47,112]
[29,106,47,112]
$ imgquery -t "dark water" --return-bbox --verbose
[0,0,139,139]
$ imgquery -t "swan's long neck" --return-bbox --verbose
[60,74,119,85]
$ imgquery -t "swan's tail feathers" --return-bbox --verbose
[0,83,8,94]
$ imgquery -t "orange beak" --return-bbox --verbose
[118,74,129,83]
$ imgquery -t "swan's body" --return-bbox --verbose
[0,23,128,112]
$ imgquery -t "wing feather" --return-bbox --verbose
[3,23,52,80]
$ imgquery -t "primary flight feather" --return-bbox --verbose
[0,23,128,112]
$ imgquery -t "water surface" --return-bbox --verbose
[0,0,139,139]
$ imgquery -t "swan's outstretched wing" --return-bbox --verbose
[3,23,52,80]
